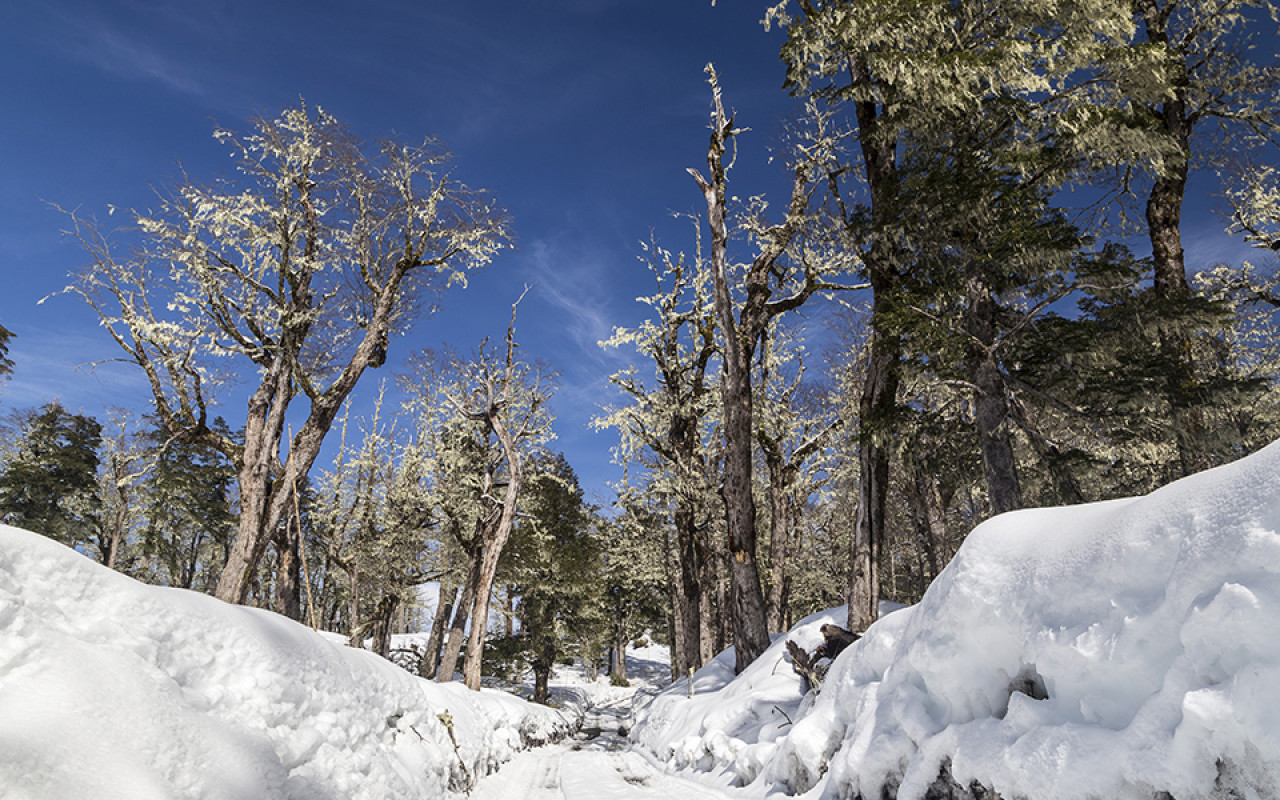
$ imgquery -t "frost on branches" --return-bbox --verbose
[59,101,511,607]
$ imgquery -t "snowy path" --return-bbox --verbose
[469,696,737,800]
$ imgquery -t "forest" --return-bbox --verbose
[1,0,1279,697]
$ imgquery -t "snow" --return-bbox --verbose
[0,524,571,800]
[631,439,1280,799]
[5,438,1280,799]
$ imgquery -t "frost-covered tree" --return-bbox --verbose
[61,102,510,605]
[311,386,439,653]
[596,230,721,677]
[754,324,844,631]
[404,296,554,690]
[689,66,858,671]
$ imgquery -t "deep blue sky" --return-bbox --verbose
[0,0,1265,503]
[0,0,808,502]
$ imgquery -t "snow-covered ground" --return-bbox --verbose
[0,524,574,800]
[631,439,1280,799]
[5,438,1280,799]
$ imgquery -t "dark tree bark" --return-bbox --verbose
[368,594,399,659]
[610,626,629,685]
[689,66,841,672]
[966,270,1022,516]
[531,640,557,705]
[271,523,302,622]
[846,50,904,635]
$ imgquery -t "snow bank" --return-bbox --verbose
[0,525,571,800]
[634,440,1280,799]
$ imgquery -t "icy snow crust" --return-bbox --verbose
[0,525,571,800]
[634,440,1280,799]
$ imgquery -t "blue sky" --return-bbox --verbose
[0,0,807,502]
[0,0,1267,503]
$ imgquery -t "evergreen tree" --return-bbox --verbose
[0,402,103,552]
[0,323,14,382]
[497,453,604,704]
[139,417,238,592]
[596,497,668,685]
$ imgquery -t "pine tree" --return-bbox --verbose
[0,323,14,382]
[138,416,238,591]
[0,402,103,552]
[497,453,604,703]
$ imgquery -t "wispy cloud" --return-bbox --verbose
[1,325,151,417]
[523,238,628,361]
[40,3,208,98]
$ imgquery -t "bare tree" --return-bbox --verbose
[60,102,509,605]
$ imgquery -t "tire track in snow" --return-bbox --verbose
[470,695,738,800]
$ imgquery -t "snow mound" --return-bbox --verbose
[634,439,1280,800]
[0,525,572,800]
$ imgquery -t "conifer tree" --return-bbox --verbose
[0,402,103,552]
[498,453,603,703]
[139,416,237,591]
[1089,0,1280,477]
[597,495,668,685]
[767,0,1131,628]
[0,323,13,382]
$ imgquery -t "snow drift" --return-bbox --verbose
[0,524,572,800]
[634,440,1280,799]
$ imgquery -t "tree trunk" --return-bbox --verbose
[461,413,524,690]
[368,594,399,659]
[911,468,949,583]
[272,523,302,622]
[437,553,481,683]
[765,459,793,633]
[847,71,903,635]
[673,507,704,675]
[421,583,456,679]
[665,534,691,682]
[611,626,629,684]
[1141,16,1210,480]
[967,270,1021,516]
[849,318,897,633]
[531,640,556,704]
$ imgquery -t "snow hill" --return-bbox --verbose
[0,524,572,800]
[633,439,1280,800]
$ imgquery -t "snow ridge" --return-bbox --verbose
[633,439,1280,800]
[0,524,571,800]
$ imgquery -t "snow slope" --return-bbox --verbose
[633,439,1280,799]
[0,525,571,800]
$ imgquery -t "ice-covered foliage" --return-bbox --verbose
[0,524,570,799]
[633,439,1280,799]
